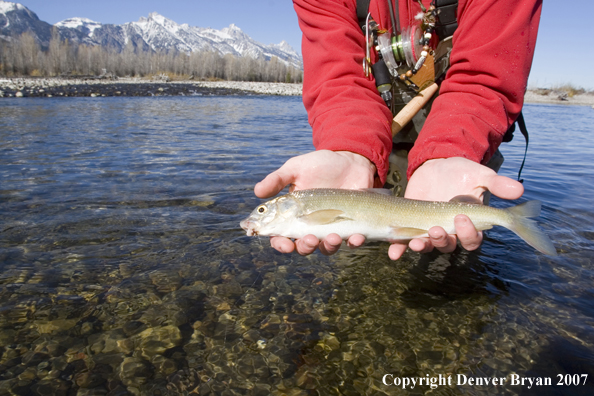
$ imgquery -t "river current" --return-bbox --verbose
[1,96,593,395]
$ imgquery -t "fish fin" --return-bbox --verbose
[362,188,394,196]
[507,200,541,218]
[505,201,557,255]
[449,195,483,205]
[298,209,353,225]
[390,227,428,239]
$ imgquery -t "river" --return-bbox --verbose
[1,96,593,395]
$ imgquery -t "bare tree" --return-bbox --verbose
[0,34,303,83]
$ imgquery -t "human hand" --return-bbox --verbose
[254,150,376,255]
[387,157,525,260]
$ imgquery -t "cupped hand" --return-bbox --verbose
[254,150,376,255]
[387,157,524,260]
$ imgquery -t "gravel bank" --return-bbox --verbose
[0,78,303,98]
[523,90,594,107]
[1,78,592,108]
[195,80,302,96]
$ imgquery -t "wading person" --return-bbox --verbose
[254,0,541,260]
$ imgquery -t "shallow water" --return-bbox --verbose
[0,97,593,395]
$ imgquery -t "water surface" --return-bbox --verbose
[1,97,593,395]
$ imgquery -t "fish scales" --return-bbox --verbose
[240,188,556,255]
[291,189,508,233]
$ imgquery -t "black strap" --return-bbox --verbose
[434,0,458,39]
[515,112,529,183]
[356,0,371,30]
[502,112,529,183]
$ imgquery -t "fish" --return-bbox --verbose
[240,188,557,255]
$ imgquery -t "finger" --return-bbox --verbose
[254,168,296,198]
[428,226,457,253]
[318,234,343,255]
[388,242,408,260]
[254,172,288,198]
[454,215,483,251]
[270,236,296,254]
[486,174,524,200]
[346,234,366,248]
[408,237,434,253]
[294,234,320,255]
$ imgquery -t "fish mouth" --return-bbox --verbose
[239,218,259,236]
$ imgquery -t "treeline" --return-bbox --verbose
[0,32,303,83]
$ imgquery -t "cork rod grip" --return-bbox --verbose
[391,82,438,137]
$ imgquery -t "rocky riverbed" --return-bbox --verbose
[0,78,593,107]
[523,89,594,107]
[0,78,303,98]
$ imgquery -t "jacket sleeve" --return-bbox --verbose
[406,0,542,179]
[293,0,394,185]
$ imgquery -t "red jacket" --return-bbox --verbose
[293,0,541,183]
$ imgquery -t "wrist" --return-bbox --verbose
[327,150,377,189]
[335,151,377,175]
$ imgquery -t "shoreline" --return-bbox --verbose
[0,78,303,98]
[523,91,594,107]
[0,78,593,106]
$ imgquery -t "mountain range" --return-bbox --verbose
[0,1,302,68]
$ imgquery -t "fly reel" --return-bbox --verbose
[364,3,438,104]
[377,25,425,74]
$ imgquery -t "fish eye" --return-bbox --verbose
[257,205,267,214]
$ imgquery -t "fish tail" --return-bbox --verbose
[504,201,557,256]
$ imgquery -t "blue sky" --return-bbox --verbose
[16,0,594,89]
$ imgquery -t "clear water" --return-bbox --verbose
[0,97,593,395]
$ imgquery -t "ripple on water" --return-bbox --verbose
[1,99,594,394]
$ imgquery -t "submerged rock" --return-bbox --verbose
[117,357,153,388]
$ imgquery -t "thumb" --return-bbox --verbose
[254,168,295,198]
[487,174,524,200]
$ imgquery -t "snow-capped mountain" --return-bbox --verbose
[55,17,102,34]
[0,1,302,68]
[0,1,52,46]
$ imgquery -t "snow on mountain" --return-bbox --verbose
[0,0,51,46]
[269,41,300,59]
[55,17,102,34]
[117,13,302,67]
[0,1,302,68]
[0,1,24,14]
